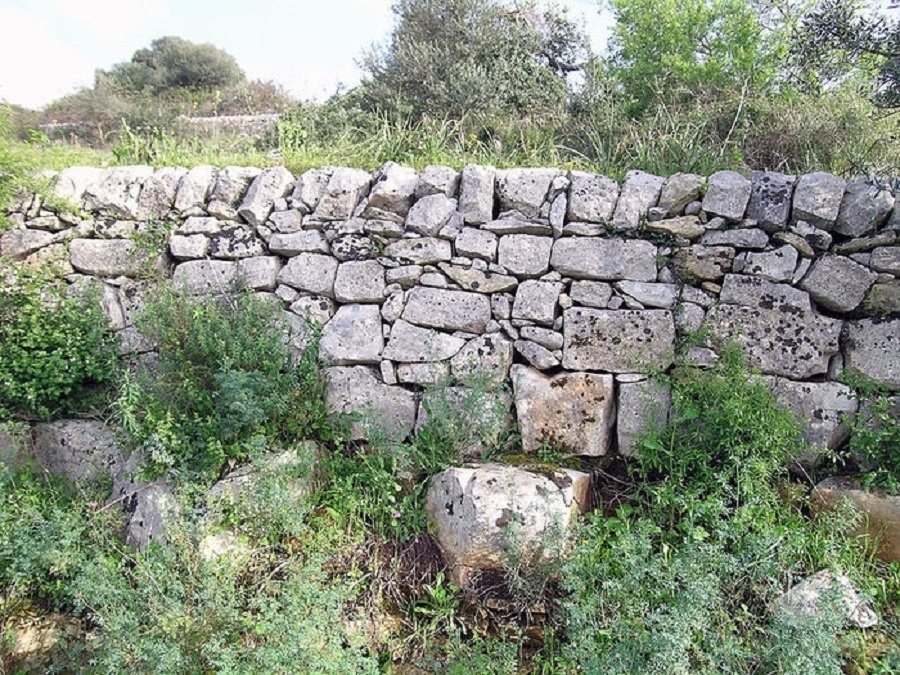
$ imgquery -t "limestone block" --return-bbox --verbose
[138,166,188,220]
[498,234,553,278]
[701,228,769,249]
[32,420,124,486]
[401,286,492,333]
[450,334,514,389]
[844,318,900,388]
[84,165,154,219]
[384,237,453,265]
[612,170,664,231]
[658,172,704,217]
[617,377,671,456]
[208,225,266,259]
[515,340,560,370]
[277,252,339,298]
[406,194,457,236]
[455,227,498,261]
[362,162,418,221]
[671,245,734,283]
[749,170,795,232]
[512,280,563,326]
[69,239,147,277]
[800,255,877,313]
[458,164,495,224]
[834,177,895,237]
[325,366,417,441]
[551,237,657,282]
[741,244,798,283]
[268,230,329,255]
[614,281,679,309]
[416,165,460,198]
[569,280,614,308]
[314,167,371,221]
[333,260,386,303]
[702,171,751,222]
[174,164,217,216]
[382,319,466,362]
[562,308,675,373]
[319,304,385,366]
[791,172,846,230]
[496,168,559,219]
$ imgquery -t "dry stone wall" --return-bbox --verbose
[4,163,900,464]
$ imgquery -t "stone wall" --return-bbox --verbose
[3,163,899,463]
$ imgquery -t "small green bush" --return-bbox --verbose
[0,261,119,420]
[842,373,900,494]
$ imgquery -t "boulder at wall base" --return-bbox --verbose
[32,420,125,487]
[812,477,900,563]
[425,463,591,587]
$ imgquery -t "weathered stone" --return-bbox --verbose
[615,281,679,309]
[331,233,375,261]
[84,165,154,219]
[383,319,466,362]
[138,166,188,219]
[772,231,815,259]
[238,256,282,291]
[176,216,222,235]
[319,304,385,365]
[406,194,457,236]
[551,237,657,282]
[276,252,339,297]
[362,162,418,221]
[569,280,613,308]
[612,170,664,231]
[617,378,671,456]
[497,234,553,278]
[383,237,452,265]
[169,233,209,259]
[645,216,705,240]
[236,166,294,227]
[438,263,518,294]
[844,318,900,388]
[562,309,675,373]
[32,420,124,486]
[864,280,900,315]
[455,227,498,261]
[21,242,74,275]
[314,167,371,221]
[174,165,217,215]
[442,334,512,389]
[674,302,705,335]
[658,173,704,217]
[871,246,900,275]
[702,171,751,222]
[25,215,65,232]
[749,171,796,232]
[671,245,734,283]
[207,166,261,220]
[800,255,876,313]
[813,477,900,563]
[791,172,846,230]
[396,361,449,385]
[386,265,423,289]
[208,225,266,259]
[741,245,798,283]
[266,230,327,256]
[515,340,560,370]
[333,260,386,303]
[709,275,842,379]
[778,570,878,628]
[171,260,236,294]
[458,164,496,224]
[416,165,460,198]
[566,171,619,223]
[701,228,769,249]
[0,228,55,259]
[325,366,417,441]
[834,231,898,255]
[482,219,552,236]
[512,280,563,326]
[124,480,179,551]
[68,239,147,277]
[519,326,564,351]
[289,295,336,326]
[52,166,105,205]
[497,168,559,219]
[402,286,492,333]
[425,463,590,584]
[834,177,895,237]
[290,168,332,212]
[512,365,615,456]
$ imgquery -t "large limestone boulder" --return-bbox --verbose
[702,171,750,222]
[799,255,876,313]
[843,319,900,389]
[314,167,371,221]
[362,162,419,222]
[207,165,261,220]
[496,168,559,219]
[83,165,154,219]
[318,304,385,365]
[32,420,125,487]
[791,172,846,230]
[69,238,149,277]
[658,172,703,217]
[325,366,418,441]
[612,170,664,231]
[834,177,895,237]
[425,463,591,585]
[708,275,842,380]
[382,320,466,362]
[562,308,675,373]
[512,365,616,456]
[567,171,619,223]
[401,287,492,333]
[812,477,900,562]
[551,237,657,282]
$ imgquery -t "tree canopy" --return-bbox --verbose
[358,0,591,120]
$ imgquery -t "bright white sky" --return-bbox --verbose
[0,0,611,110]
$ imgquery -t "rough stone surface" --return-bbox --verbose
[748,171,795,231]
[174,165,217,215]
[562,309,675,373]
[671,245,734,283]
[871,246,900,275]
[450,334,514,388]
[455,227,498,261]
[843,319,900,388]
[402,287,492,333]
[702,171,751,222]
[813,478,900,563]
[406,194,457,236]
[32,420,124,486]
[290,168,332,212]
[325,366,417,441]
[237,166,294,227]
[512,280,563,326]
[791,172,846,229]
[84,166,154,219]
[315,168,371,221]
[569,280,613,308]
[69,239,147,277]
[800,255,876,313]
[741,245,798,283]
[512,366,616,456]
[277,252,339,297]
[567,171,619,223]
[319,304,385,365]
[238,256,281,291]
[515,339,560,370]
[612,170,664,231]
[138,166,188,219]
[710,275,842,379]
[617,378,671,457]
[425,463,591,583]
[124,481,179,551]
[383,237,452,265]
[268,230,329,255]
[497,168,558,219]
[416,165,460,198]
[702,228,769,249]
[519,326,564,351]
[173,259,238,294]
[645,216,705,240]
[551,237,657,282]
[333,260,386,303]
[864,280,900,315]
[498,234,553,278]
[658,173,703,217]
[209,225,266,259]
[615,281,679,309]
[458,164,495,224]
[834,177,895,237]
[397,362,450,385]
[439,263,517,294]
[1,228,55,259]
[779,570,878,628]
[382,319,467,362]
[169,233,209,260]
[363,162,418,221]
[207,166,261,220]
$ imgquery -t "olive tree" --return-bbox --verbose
[358,0,591,120]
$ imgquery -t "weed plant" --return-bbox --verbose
[841,372,900,495]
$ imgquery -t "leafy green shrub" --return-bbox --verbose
[0,261,119,420]
[115,285,340,479]
[843,375,900,494]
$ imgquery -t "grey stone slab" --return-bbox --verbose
[512,280,563,326]
[401,286,492,333]
[325,366,417,441]
[562,308,675,373]
[497,234,553,278]
[276,252,339,298]
[551,237,657,282]
[69,238,147,277]
[800,255,877,313]
[702,171,751,222]
[617,378,671,457]
[566,172,619,223]
[382,319,467,362]
[319,304,385,365]
[612,170,664,231]
[658,173,703,217]
[438,263,518,294]
[835,177,895,237]
[497,168,559,219]
[458,164,495,224]
[844,319,900,388]
[383,237,452,265]
[791,172,846,230]
[333,260,386,303]
[406,193,457,236]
